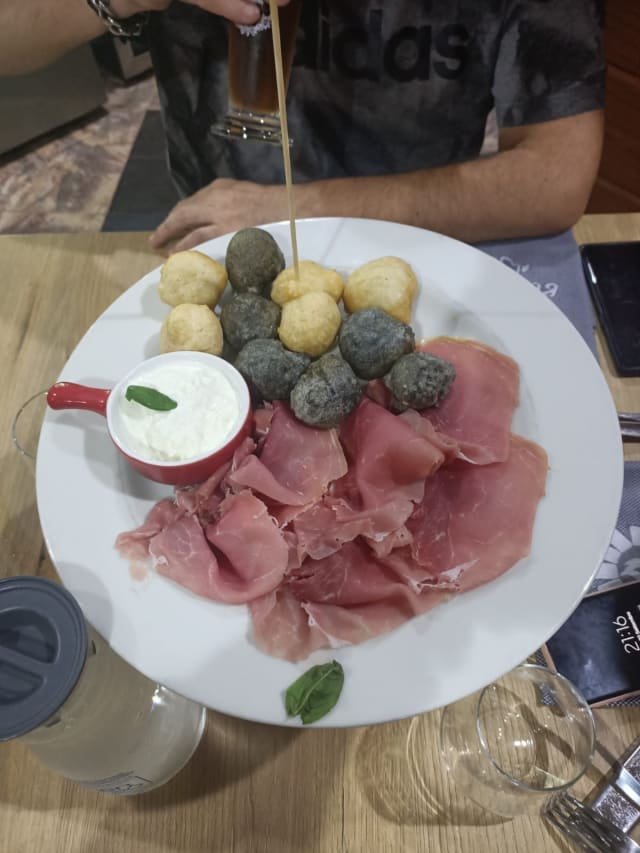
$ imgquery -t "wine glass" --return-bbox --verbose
[440,663,595,818]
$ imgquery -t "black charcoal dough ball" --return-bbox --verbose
[339,307,415,379]
[290,352,364,429]
[235,338,311,402]
[225,228,285,295]
[384,352,456,412]
[220,292,281,352]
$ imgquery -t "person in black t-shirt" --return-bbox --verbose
[0,0,606,251]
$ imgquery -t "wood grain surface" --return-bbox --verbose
[1,216,639,853]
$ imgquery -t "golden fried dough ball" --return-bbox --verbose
[271,260,344,306]
[158,250,228,308]
[278,291,342,358]
[343,256,418,324]
[160,303,224,356]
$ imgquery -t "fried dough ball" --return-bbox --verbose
[343,256,418,324]
[384,352,456,411]
[235,339,311,402]
[225,228,285,295]
[339,308,415,379]
[220,292,281,353]
[290,352,363,428]
[278,291,342,358]
[271,260,344,306]
[160,303,224,356]
[158,250,228,308]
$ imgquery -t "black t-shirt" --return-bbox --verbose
[148,0,605,197]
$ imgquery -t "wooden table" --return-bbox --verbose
[1,214,639,853]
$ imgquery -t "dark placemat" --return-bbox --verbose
[477,229,597,355]
[479,229,638,705]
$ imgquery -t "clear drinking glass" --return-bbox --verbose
[12,388,48,473]
[211,0,302,144]
[440,663,596,818]
[18,625,207,795]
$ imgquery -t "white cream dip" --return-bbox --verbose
[118,361,239,462]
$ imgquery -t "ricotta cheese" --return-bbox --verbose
[119,362,239,461]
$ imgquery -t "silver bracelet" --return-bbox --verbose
[86,0,148,39]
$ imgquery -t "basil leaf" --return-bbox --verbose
[285,660,344,725]
[125,385,177,411]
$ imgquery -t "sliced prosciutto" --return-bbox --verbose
[289,540,448,645]
[418,337,519,465]
[289,540,412,606]
[250,541,450,659]
[293,497,414,561]
[151,491,288,604]
[116,498,184,563]
[250,586,328,662]
[405,434,548,592]
[340,398,445,507]
[227,402,347,506]
[303,590,447,648]
[398,409,461,464]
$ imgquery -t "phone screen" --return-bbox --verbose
[580,241,640,376]
[542,581,640,705]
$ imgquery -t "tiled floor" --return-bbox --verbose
[0,71,167,234]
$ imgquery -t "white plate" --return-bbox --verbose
[36,218,623,728]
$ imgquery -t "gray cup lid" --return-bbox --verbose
[0,576,88,741]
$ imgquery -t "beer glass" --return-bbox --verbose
[212,0,302,144]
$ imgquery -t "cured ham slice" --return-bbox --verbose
[250,586,328,662]
[418,337,519,465]
[227,402,347,506]
[226,455,311,506]
[174,461,232,519]
[365,378,392,408]
[366,524,413,558]
[253,403,274,437]
[406,435,548,592]
[293,497,414,561]
[116,498,184,563]
[289,540,411,606]
[303,588,447,648]
[289,540,449,645]
[398,409,461,464]
[340,398,445,507]
[151,491,288,604]
[250,541,449,659]
[292,501,365,561]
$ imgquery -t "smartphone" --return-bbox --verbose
[580,241,640,376]
[542,580,640,706]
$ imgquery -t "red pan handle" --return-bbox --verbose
[47,382,110,417]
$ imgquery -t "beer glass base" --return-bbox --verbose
[211,110,292,146]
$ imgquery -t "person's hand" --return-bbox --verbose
[111,0,290,26]
[150,178,290,253]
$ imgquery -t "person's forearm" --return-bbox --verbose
[0,0,123,75]
[294,147,586,244]
[0,0,291,76]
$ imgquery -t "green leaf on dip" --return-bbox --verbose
[285,660,344,725]
[125,385,177,411]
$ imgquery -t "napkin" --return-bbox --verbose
[478,230,639,706]
[477,229,597,356]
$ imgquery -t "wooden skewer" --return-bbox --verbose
[268,0,300,280]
